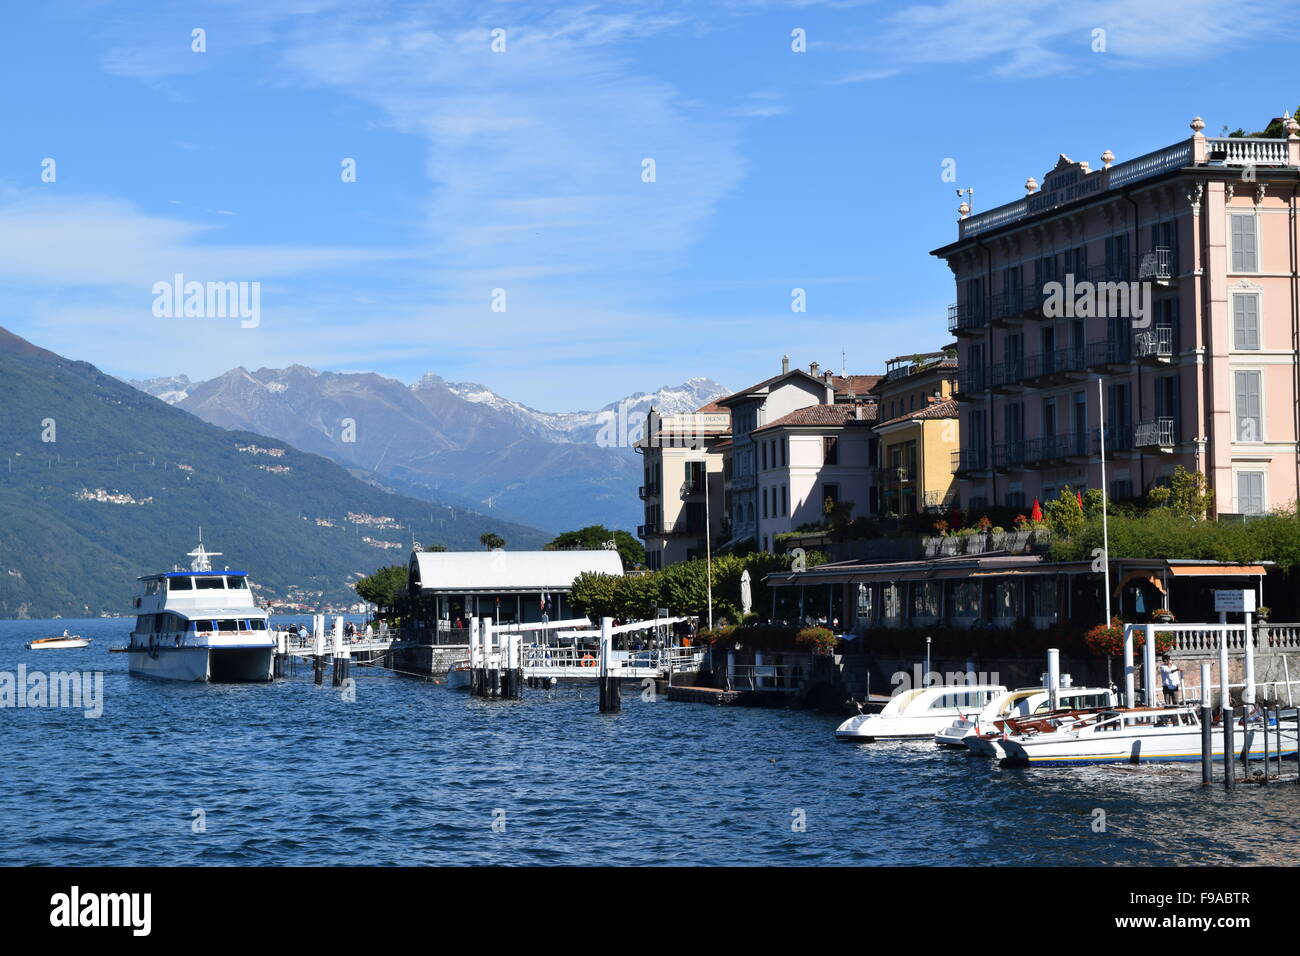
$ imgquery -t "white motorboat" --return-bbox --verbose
[934,685,1116,747]
[965,705,1300,766]
[836,684,1007,741]
[124,539,275,682]
[446,660,471,689]
[27,630,92,650]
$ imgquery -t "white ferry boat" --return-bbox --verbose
[125,540,275,682]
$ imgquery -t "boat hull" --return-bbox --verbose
[969,725,1299,766]
[836,713,964,740]
[128,645,274,682]
[27,639,91,650]
[446,665,471,690]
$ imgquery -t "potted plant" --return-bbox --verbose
[1151,608,1176,624]
[795,626,838,656]
[1257,605,1271,623]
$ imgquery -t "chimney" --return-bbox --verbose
[824,370,834,385]
[854,404,863,421]
[781,354,790,374]
[809,361,819,376]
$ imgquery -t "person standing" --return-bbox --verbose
[1158,654,1183,705]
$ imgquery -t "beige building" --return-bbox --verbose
[871,351,960,515]
[634,404,731,570]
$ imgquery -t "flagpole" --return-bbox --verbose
[1097,377,1111,628]
[704,460,713,631]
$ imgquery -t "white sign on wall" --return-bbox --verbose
[1214,589,1256,613]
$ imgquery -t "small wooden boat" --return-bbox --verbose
[27,631,92,650]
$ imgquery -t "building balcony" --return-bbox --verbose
[1135,326,1174,364]
[948,302,988,336]
[1085,259,1136,284]
[993,441,1026,472]
[1023,432,1088,465]
[954,370,987,401]
[991,289,1028,325]
[1134,417,1177,453]
[1138,246,1178,283]
[1022,347,1086,385]
[989,359,1025,392]
[680,478,705,498]
[639,520,706,539]
[1085,339,1132,372]
[1099,423,1134,453]
[953,448,989,476]
[638,484,660,500]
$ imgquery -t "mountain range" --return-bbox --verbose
[130,369,728,533]
[0,326,547,619]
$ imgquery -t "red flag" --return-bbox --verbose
[1030,499,1043,522]
[1077,490,1084,509]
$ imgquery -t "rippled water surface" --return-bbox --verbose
[2,618,1297,866]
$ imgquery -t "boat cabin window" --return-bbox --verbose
[929,691,989,710]
[145,579,161,596]
[248,619,266,630]
[226,576,248,589]
[216,619,239,632]
[168,576,193,591]
[196,576,225,590]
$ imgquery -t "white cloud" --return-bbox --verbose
[0,193,400,286]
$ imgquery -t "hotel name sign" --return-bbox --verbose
[1027,160,1103,215]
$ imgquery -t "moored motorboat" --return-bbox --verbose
[124,538,275,682]
[836,684,1007,741]
[934,685,1116,747]
[27,630,92,650]
[446,659,471,689]
[965,705,1299,766]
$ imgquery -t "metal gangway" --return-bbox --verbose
[277,614,395,660]
[469,615,705,681]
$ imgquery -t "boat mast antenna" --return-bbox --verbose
[188,527,222,572]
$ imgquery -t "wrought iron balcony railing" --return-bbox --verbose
[1135,326,1174,360]
[1135,417,1177,449]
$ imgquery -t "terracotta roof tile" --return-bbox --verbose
[753,402,878,433]
[874,398,959,428]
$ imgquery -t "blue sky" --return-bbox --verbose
[1,0,1297,410]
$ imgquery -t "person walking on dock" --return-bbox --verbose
[1158,654,1182,705]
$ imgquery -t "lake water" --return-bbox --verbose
[2,618,1297,866]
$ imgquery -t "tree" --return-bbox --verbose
[1044,486,1084,538]
[353,565,408,620]
[1147,466,1213,519]
[479,532,506,550]
[545,524,645,569]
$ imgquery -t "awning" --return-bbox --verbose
[1166,565,1266,577]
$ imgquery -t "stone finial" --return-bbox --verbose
[1190,116,1206,134]
[1079,161,1091,174]
[1025,176,1038,194]
[1285,112,1300,138]
[1101,149,1115,169]
[958,200,970,220]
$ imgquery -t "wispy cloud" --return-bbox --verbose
[841,0,1300,79]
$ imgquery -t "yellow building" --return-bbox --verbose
[872,350,960,515]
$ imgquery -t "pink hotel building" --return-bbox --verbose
[931,116,1300,516]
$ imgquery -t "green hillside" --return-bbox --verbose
[0,327,547,618]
